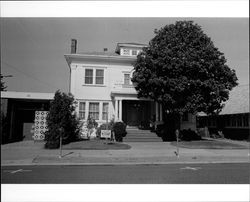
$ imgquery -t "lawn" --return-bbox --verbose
[171,140,249,149]
[62,139,131,150]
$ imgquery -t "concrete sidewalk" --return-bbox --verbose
[1,140,250,166]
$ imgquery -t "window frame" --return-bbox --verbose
[95,69,104,85]
[124,73,130,85]
[89,102,100,120]
[122,48,130,55]
[131,50,137,56]
[78,102,86,120]
[84,67,105,86]
[102,102,109,121]
[84,69,94,84]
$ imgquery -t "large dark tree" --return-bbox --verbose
[132,21,238,119]
[44,90,80,149]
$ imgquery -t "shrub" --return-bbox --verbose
[179,129,202,141]
[156,124,176,141]
[113,122,127,142]
[44,90,80,149]
[86,115,98,129]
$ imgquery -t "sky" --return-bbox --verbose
[1,18,249,93]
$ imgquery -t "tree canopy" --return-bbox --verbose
[45,90,80,148]
[132,21,238,115]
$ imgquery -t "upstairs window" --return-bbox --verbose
[132,50,137,56]
[124,74,130,85]
[123,49,130,55]
[84,68,105,85]
[96,69,104,85]
[85,69,93,84]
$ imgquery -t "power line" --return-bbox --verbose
[2,61,61,90]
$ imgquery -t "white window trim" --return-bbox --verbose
[89,102,100,120]
[78,100,111,121]
[102,102,109,121]
[78,101,86,120]
[83,67,106,86]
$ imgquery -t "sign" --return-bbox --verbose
[101,130,111,138]
[33,111,48,140]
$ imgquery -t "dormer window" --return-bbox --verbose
[123,49,130,55]
[132,50,137,56]
[115,43,148,56]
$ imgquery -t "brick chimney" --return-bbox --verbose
[71,39,77,54]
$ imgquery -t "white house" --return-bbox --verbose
[64,40,196,130]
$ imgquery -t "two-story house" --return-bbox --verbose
[64,40,196,130]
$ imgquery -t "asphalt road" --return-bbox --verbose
[1,163,250,184]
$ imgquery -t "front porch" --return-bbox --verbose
[111,91,163,129]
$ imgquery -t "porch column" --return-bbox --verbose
[155,102,159,121]
[119,99,123,121]
[159,103,162,121]
[115,99,118,121]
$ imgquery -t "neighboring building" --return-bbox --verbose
[197,84,250,140]
[65,40,196,130]
[1,91,54,143]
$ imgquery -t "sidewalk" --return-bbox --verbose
[1,140,250,166]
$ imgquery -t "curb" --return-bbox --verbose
[2,160,249,167]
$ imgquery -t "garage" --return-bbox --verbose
[1,91,54,144]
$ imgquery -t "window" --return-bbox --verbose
[89,103,99,120]
[85,69,93,84]
[231,116,237,127]
[123,49,130,55]
[96,69,104,85]
[237,115,242,127]
[102,103,109,120]
[124,74,130,85]
[84,68,105,85]
[225,115,231,127]
[132,50,137,56]
[79,102,86,120]
[243,114,249,127]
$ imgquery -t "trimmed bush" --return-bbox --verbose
[179,129,202,141]
[156,124,176,141]
[44,90,80,149]
[113,122,127,142]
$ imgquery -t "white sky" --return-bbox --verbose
[2,17,248,93]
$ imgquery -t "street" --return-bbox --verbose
[2,163,249,184]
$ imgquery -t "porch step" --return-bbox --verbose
[124,129,162,142]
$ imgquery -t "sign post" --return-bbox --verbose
[59,127,63,158]
[175,129,180,158]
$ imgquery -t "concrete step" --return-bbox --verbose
[124,129,162,142]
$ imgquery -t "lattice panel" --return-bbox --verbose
[33,111,49,140]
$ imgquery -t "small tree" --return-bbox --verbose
[44,90,80,149]
[132,21,238,131]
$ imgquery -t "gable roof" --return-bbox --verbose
[220,84,249,115]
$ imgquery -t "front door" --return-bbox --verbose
[127,103,140,126]
[122,100,151,128]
